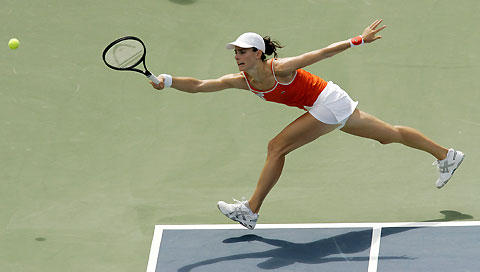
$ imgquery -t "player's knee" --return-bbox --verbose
[267,138,289,158]
[378,138,394,145]
[377,126,402,145]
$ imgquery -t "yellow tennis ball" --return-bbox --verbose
[8,38,20,50]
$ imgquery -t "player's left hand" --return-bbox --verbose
[362,19,387,43]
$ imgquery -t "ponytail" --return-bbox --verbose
[253,36,284,61]
[263,36,283,59]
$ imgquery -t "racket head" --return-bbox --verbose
[102,36,146,72]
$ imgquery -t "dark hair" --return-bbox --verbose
[253,36,284,61]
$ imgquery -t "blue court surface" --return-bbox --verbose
[147,221,480,272]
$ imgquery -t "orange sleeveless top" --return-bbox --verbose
[242,60,328,110]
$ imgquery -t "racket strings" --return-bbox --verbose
[105,40,144,69]
[102,36,158,83]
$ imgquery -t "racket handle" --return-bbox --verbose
[148,74,160,85]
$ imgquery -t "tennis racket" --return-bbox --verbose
[102,36,160,84]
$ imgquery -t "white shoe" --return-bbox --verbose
[217,198,258,230]
[433,148,465,189]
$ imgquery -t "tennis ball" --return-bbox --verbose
[8,38,20,50]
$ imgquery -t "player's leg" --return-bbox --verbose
[340,109,449,160]
[340,109,464,188]
[248,112,339,213]
[217,112,339,229]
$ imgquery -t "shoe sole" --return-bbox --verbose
[436,154,465,189]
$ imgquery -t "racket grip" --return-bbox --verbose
[148,74,160,85]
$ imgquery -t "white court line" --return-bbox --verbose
[150,221,480,230]
[146,226,164,272]
[146,221,480,272]
[368,227,382,272]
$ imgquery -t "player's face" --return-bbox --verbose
[234,47,259,71]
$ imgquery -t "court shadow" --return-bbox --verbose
[425,210,474,222]
[169,0,197,5]
[177,211,473,271]
[177,228,413,271]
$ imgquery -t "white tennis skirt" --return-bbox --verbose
[304,81,358,129]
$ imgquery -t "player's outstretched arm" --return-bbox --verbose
[150,73,246,93]
[273,19,387,76]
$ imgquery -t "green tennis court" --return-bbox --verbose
[1,0,478,271]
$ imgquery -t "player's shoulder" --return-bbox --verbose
[219,73,247,89]
[271,57,297,77]
[220,72,244,80]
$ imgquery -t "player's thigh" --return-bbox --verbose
[269,112,339,155]
[340,109,399,143]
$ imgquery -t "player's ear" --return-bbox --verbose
[255,49,263,60]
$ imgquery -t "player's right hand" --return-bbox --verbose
[150,75,165,90]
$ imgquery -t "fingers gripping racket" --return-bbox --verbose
[102,36,160,84]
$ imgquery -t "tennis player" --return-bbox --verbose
[151,19,464,230]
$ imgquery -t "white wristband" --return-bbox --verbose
[349,35,364,47]
[161,74,173,88]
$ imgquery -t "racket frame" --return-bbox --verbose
[102,36,160,84]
